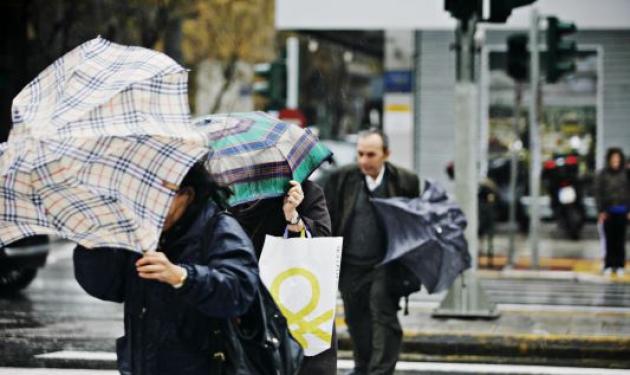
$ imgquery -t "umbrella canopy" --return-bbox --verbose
[0,37,208,253]
[371,180,471,294]
[193,112,332,206]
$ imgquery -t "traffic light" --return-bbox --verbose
[253,61,286,111]
[444,0,478,21]
[445,0,536,23]
[486,0,536,23]
[546,16,577,83]
[506,33,529,82]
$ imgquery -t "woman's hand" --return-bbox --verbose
[283,180,304,221]
[283,180,305,232]
[136,251,186,287]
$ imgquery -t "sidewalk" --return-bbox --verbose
[476,222,628,275]
[332,223,630,368]
[335,267,630,369]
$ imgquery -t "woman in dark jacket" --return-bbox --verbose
[595,148,630,276]
[73,163,259,375]
[230,179,337,375]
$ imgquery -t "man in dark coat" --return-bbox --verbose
[231,179,337,375]
[73,163,259,375]
[324,129,420,375]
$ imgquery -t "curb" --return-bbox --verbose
[338,332,630,367]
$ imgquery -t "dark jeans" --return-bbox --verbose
[604,213,628,269]
[340,265,402,375]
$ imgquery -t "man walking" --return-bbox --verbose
[324,128,420,375]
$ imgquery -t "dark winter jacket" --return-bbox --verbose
[324,162,420,293]
[323,162,420,238]
[231,180,332,257]
[73,199,259,375]
[595,167,630,212]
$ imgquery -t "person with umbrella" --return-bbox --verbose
[2,38,262,375]
[230,178,336,375]
[73,162,260,375]
[193,112,337,374]
[323,128,420,375]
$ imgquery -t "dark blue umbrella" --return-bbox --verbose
[372,180,471,294]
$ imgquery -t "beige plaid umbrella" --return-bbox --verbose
[0,37,209,253]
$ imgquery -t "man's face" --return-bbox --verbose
[357,134,389,179]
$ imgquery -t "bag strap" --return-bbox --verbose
[282,226,312,239]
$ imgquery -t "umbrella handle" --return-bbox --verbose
[162,180,179,192]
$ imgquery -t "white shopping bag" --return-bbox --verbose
[259,232,343,356]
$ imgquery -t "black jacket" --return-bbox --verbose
[595,167,630,212]
[231,180,332,258]
[323,162,420,237]
[73,199,259,375]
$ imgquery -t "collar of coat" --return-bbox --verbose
[346,162,401,196]
[337,162,404,233]
[159,198,220,257]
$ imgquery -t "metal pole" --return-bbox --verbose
[479,41,490,180]
[433,15,499,319]
[454,17,478,269]
[507,82,522,267]
[528,9,541,269]
[286,36,299,109]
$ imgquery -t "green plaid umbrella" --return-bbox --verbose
[193,112,332,206]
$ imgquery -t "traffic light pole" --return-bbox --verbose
[433,15,499,319]
[454,16,479,268]
[528,8,541,269]
[507,82,522,267]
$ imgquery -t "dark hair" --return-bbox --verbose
[605,147,625,171]
[179,161,231,209]
[358,127,389,152]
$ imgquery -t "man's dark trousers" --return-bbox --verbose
[341,264,401,375]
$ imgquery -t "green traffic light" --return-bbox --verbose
[253,60,287,110]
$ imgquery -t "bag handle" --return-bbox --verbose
[283,226,312,239]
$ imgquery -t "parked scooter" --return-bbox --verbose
[542,153,585,240]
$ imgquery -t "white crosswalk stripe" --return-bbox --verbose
[18,351,630,375]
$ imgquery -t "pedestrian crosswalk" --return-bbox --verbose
[407,276,630,309]
[4,360,630,375]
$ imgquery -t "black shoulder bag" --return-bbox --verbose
[209,284,304,375]
[204,211,303,375]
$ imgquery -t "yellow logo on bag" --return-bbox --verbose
[270,267,333,349]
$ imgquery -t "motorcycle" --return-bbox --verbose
[542,153,585,240]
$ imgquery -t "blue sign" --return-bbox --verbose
[384,70,413,93]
